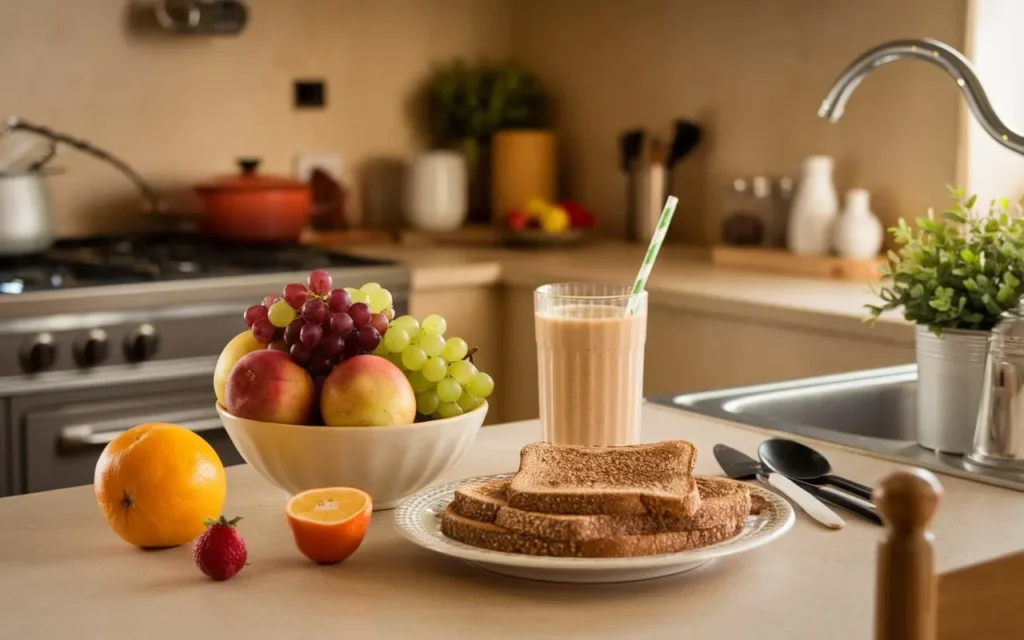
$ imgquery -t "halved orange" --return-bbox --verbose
[285,487,372,564]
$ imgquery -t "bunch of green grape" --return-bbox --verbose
[372,313,494,419]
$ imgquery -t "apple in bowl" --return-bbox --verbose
[320,355,416,427]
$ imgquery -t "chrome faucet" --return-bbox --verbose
[818,38,1024,157]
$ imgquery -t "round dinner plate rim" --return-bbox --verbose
[393,472,796,571]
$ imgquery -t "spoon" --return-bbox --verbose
[758,438,874,500]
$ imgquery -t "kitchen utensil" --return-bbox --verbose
[759,452,881,526]
[620,129,646,242]
[0,171,56,256]
[969,305,1024,470]
[758,438,874,499]
[394,472,795,583]
[195,158,312,244]
[713,444,844,529]
[405,150,468,231]
[636,138,668,244]
[666,120,701,171]
[216,401,485,510]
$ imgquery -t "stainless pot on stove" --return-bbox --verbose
[0,169,56,255]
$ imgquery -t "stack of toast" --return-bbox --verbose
[440,441,766,558]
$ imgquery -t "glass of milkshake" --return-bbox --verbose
[534,283,648,446]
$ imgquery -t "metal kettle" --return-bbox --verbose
[0,171,55,255]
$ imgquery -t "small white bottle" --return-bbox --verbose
[787,156,839,255]
[833,188,883,259]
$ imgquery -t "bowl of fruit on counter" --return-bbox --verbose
[213,271,494,510]
[502,197,595,248]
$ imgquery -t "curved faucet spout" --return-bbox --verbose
[818,38,1024,157]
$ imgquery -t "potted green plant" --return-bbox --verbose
[867,188,1024,454]
[415,61,550,223]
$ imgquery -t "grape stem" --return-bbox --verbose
[465,346,479,365]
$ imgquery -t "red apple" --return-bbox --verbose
[320,355,416,427]
[560,200,595,229]
[225,350,315,425]
[506,210,529,230]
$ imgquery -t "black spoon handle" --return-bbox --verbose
[824,475,874,501]
[792,479,882,526]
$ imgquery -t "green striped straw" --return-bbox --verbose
[627,195,679,315]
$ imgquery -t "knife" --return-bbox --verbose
[714,444,845,530]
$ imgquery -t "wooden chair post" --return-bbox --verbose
[873,469,943,640]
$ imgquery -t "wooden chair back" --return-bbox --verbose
[874,469,1024,640]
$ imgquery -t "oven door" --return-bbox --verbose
[12,374,243,494]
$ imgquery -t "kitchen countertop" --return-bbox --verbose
[1,404,1020,639]
[349,242,911,343]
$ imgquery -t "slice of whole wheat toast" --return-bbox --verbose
[450,480,509,523]
[496,476,750,541]
[506,441,700,517]
[440,506,738,558]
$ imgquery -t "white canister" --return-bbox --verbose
[787,155,839,255]
[833,188,883,259]
[404,151,468,231]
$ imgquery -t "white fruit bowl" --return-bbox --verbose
[216,402,487,510]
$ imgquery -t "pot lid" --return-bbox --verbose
[196,158,307,192]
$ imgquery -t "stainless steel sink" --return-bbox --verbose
[650,365,1024,492]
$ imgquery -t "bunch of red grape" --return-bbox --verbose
[243,270,394,375]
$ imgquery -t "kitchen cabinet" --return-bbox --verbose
[409,284,503,424]
[499,283,914,423]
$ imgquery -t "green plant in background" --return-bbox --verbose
[417,60,550,149]
[866,188,1024,335]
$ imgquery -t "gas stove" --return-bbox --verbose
[0,232,390,293]
[0,233,409,497]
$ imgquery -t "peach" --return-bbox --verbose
[225,350,315,425]
[213,330,264,406]
[320,355,415,427]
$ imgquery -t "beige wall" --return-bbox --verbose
[510,0,969,245]
[0,0,511,237]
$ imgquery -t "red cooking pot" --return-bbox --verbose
[196,158,312,243]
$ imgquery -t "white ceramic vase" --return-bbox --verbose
[833,188,883,259]
[787,156,838,255]
[404,151,468,231]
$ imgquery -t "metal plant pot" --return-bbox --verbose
[915,325,989,454]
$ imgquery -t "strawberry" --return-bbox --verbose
[194,515,247,581]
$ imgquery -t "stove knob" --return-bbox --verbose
[124,324,160,363]
[20,333,57,373]
[74,329,109,367]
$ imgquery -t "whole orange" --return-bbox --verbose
[213,330,264,406]
[94,423,227,548]
[286,487,372,564]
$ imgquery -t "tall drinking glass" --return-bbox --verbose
[534,283,648,446]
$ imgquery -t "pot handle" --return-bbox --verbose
[237,157,261,175]
[5,116,163,213]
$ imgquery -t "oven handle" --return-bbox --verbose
[59,416,225,450]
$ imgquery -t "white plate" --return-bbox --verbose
[394,473,795,583]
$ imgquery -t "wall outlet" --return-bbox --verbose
[293,80,326,109]
[294,153,344,183]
